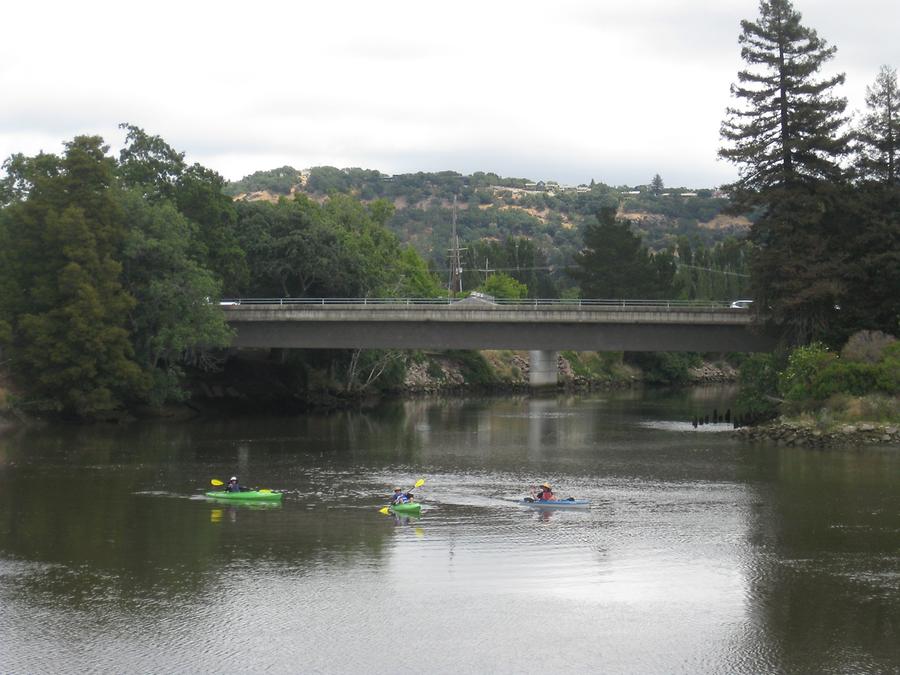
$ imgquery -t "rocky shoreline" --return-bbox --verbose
[734,419,900,448]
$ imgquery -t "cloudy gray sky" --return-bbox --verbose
[2,0,897,188]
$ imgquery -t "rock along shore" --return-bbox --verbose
[734,420,900,448]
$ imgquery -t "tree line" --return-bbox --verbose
[717,0,898,347]
[0,126,444,418]
[1,0,895,418]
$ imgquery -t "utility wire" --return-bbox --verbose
[429,263,750,277]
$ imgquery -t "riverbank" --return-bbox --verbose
[735,418,900,448]
[0,350,740,424]
[400,350,737,394]
[0,350,737,429]
[401,350,641,394]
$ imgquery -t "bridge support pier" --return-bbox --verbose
[529,350,559,388]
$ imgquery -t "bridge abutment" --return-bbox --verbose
[529,350,559,387]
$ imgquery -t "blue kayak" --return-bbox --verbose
[521,499,590,508]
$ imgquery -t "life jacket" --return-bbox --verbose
[538,490,555,501]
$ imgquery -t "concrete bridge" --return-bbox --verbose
[221,298,772,386]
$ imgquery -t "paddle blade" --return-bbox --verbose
[258,489,272,493]
[414,479,426,489]
[379,507,390,515]
[211,479,224,486]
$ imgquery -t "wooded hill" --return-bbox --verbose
[225,166,751,274]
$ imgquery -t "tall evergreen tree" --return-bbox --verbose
[719,0,851,344]
[855,65,899,185]
[719,0,849,201]
[0,137,146,416]
[572,206,675,299]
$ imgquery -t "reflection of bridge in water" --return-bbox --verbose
[221,298,773,386]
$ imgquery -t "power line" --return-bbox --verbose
[430,262,750,278]
[676,264,751,278]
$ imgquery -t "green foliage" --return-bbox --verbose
[118,124,249,295]
[874,341,900,393]
[715,3,890,345]
[809,361,880,399]
[117,123,186,202]
[625,352,701,385]
[118,190,232,380]
[573,206,677,298]
[736,352,783,417]
[0,137,147,416]
[223,166,302,196]
[0,127,262,415]
[719,0,848,198]
[235,194,407,298]
[480,273,528,300]
[673,236,752,301]
[426,359,445,380]
[226,166,740,294]
[463,236,557,298]
[445,350,497,386]
[235,191,442,300]
[854,65,899,185]
[779,343,837,401]
[561,350,623,381]
[174,164,248,295]
[778,340,899,409]
[394,246,444,298]
[827,184,900,342]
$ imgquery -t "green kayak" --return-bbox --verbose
[390,501,421,515]
[205,490,283,502]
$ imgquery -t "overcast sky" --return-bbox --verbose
[2,0,897,188]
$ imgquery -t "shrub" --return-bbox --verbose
[875,342,900,394]
[841,330,896,363]
[736,352,782,417]
[778,343,837,402]
[626,351,701,385]
[426,359,445,380]
[809,361,879,399]
[446,350,497,386]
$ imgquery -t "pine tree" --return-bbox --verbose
[719,0,849,201]
[572,207,674,299]
[718,0,852,344]
[855,65,899,185]
[650,174,664,195]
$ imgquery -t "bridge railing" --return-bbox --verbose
[219,297,738,310]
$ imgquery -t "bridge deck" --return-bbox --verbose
[221,300,770,352]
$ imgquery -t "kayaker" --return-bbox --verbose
[391,487,410,504]
[226,476,241,492]
[533,483,557,501]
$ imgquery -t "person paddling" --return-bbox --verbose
[226,476,242,492]
[532,483,557,501]
[391,487,411,504]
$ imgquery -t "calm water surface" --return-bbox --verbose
[1,388,898,674]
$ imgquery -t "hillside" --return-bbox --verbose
[226,167,751,297]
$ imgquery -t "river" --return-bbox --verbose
[1,387,898,674]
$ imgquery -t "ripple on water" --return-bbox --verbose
[639,420,735,432]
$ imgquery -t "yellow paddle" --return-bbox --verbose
[379,478,426,514]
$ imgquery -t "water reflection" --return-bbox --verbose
[1,387,897,673]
